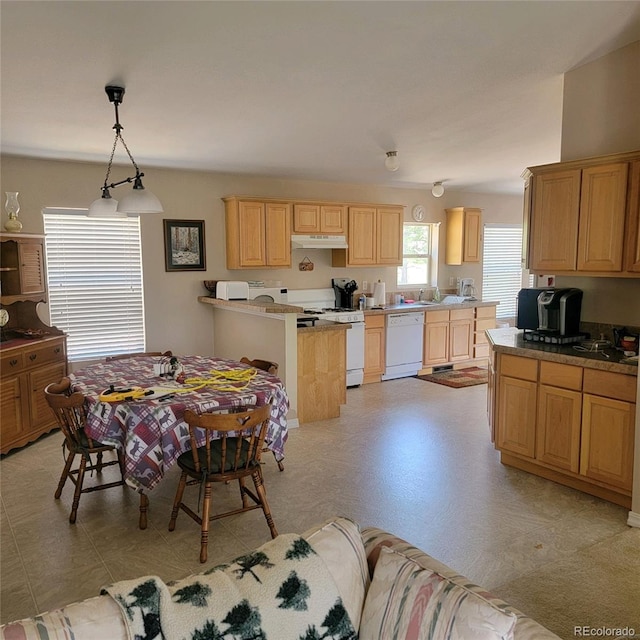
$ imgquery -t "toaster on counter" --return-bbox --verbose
[216,281,250,300]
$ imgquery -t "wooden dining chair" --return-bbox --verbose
[105,350,172,362]
[168,403,278,563]
[239,356,279,375]
[240,356,284,471]
[44,377,126,524]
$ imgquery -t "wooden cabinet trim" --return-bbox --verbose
[499,354,538,381]
[539,361,583,391]
[583,369,637,403]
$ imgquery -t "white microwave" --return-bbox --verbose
[248,286,288,304]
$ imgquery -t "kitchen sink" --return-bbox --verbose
[411,301,441,306]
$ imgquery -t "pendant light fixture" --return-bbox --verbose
[384,151,400,172]
[88,85,163,217]
[431,181,445,198]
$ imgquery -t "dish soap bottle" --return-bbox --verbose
[433,286,441,302]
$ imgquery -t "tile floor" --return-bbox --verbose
[1,377,639,638]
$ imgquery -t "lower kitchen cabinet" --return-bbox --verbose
[496,354,538,457]
[423,308,473,367]
[493,351,636,507]
[474,306,496,359]
[297,327,347,423]
[0,335,67,454]
[363,314,385,384]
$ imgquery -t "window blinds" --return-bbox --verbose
[482,225,525,319]
[43,210,145,361]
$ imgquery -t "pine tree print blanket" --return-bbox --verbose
[102,534,356,640]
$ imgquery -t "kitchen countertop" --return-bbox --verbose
[198,295,302,313]
[487,327,638,376]
[199,295,499,317]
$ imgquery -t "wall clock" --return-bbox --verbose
[412,204,425,222]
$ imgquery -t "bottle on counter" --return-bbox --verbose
[358,295,366,310]
[433,286,441,302]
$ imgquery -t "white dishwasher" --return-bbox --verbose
[381,312,424,380]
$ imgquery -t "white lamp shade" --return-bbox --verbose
[384,152,400,172]
[431,182,445,198]
[87,196,125,217]
[117,187,164,214]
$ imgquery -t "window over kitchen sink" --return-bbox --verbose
[397,222,439,286]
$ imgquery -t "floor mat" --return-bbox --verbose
[415,366,488,388]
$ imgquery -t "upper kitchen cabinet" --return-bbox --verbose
[624,160,640,272]
[445,207,481,265]
[223,197,291,269]
[332,205,403,267]
[524,149,640,277]
[293,204,345,234]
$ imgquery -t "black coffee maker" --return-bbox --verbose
[332,278,359,310]
[516,287,583,338]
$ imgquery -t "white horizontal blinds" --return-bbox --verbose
[482,224,524,319]
[43,210,145,361]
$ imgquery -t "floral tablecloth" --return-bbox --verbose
[69,355,289,492]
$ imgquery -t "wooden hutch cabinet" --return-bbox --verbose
[1,233,67,454]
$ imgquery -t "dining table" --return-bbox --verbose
[69,354,289,528]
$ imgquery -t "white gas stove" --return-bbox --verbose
[288,289,365,386]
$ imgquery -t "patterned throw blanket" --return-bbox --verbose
[103,534,357,640]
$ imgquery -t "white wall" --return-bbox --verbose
[561,41,640,161]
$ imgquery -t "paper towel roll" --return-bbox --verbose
[373,281,386,306]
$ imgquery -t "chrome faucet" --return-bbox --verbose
[418,288,424,301]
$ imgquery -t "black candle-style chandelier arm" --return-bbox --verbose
[100,86,143,194]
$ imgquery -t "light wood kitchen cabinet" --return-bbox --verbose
[332,205,403,267]
[493,349,636,507]
[223,197,291,269]
[363,314,385,384]
[577,162,628,271]
[525,150,640,276]
[293,204,345,234]
[445,207,481,265]
[624,160,640,272]
[496,354,538,458]
[536,362,583,473]
[487,344,496,442]
[423,308,473,367]
[580,368,636,491]
[474,306,496,360]
[297,327,346,423]
[423,310,449,366]
[581,394,635,491]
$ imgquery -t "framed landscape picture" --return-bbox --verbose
[163,219,206,271]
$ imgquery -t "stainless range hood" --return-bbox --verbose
[291,234,348,249]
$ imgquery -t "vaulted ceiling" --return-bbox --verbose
[2,1,639,194]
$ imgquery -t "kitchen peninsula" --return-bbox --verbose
[198,296,348,425]
[487,327,637,508]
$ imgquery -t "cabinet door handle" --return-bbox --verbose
[29,354,37,361]
[10,359,18,366]
[54,347,61,354]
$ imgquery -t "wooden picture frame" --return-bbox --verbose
[163,219,206,271]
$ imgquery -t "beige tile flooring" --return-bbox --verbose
[2,377,639,638]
